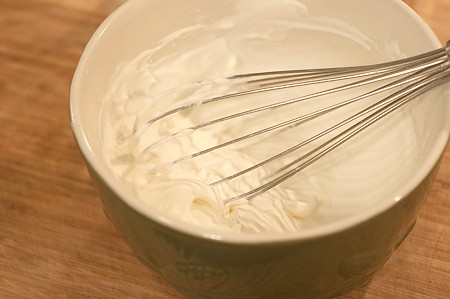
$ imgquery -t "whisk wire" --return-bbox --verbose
[152,54,448,165]
[138,46,448,130]
[211,64,449,187]
[223,66,449,204]
[136,42,450,203]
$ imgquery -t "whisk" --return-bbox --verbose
[134,41,450,204]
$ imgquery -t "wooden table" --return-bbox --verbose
[1,0,449,298]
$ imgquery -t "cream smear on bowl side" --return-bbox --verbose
[100,0,418,233]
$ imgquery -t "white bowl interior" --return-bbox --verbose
[71,0,449,242]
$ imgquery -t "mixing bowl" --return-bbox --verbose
[70,0,449,298]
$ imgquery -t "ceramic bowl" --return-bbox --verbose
[70,0,449,298]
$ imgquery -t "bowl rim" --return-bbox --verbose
[70,0,449,244]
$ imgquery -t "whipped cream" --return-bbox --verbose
[100,0,417,233]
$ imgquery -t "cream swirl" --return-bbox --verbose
[100,0,416,233]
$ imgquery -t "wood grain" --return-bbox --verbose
[0,0,449,298]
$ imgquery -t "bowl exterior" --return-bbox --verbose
[84,160,439,299]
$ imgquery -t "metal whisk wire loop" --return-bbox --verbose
[135,42,450,203]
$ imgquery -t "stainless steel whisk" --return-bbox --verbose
[134,41,450,204]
